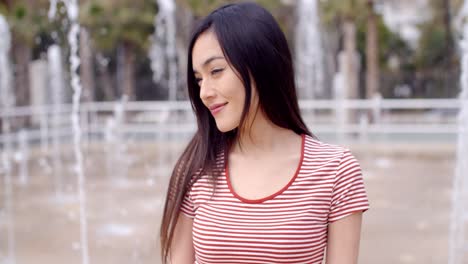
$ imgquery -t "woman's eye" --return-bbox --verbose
[211,68,224,75]
[195,78,202,85]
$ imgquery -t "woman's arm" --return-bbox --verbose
[169,214,195,264]
[325,212,363,264]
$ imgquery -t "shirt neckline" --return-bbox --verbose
[225,134,306,204]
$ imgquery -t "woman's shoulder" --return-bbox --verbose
[302,134,357,163]
[303,134,350,153]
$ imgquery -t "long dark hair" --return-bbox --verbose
[160,2,312,262]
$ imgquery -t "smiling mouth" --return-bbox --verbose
[209,103,227,115]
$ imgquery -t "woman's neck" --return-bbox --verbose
[231,110,300,156]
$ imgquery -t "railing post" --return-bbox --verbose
[359,113,369,144]
[333,73,348,143]
[40,107,49,154]
[17,129,29,185]
[372,93,382,124]
[81,103,89,148]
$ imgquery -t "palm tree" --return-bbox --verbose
[321,0,380,100]
[80,26,96,102]
[321,0,361,99]
[80,0,156,101]
[416,0,461,97]
[433,0,455,68]
[0,0,50,109]
[366,0,379,99]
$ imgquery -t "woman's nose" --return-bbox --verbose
[199,79,216,100]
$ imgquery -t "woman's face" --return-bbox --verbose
[192,30,256,132]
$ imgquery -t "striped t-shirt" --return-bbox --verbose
[181,134,370,264]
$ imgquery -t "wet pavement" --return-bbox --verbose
[0,141,456,264]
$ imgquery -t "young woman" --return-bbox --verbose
[160,2,369,263]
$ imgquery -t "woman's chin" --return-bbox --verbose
[215,121,238,133]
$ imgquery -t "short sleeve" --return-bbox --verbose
[328,149,370,222]
[180,189,195,218]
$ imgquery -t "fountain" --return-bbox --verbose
[149,0,178,101]
[65,0,90,262]
[0,13,16,264]
[295,0,324,99]
[48,0,59,20]
[448,1,468,263]
[0,1,185,263]
[48,44,65,197]
[0,1,466,263]
[16,130,30,185]
[0,15,14,146]
[49,0,90,263]
[105,96,129,183]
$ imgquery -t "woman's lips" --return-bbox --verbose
[209,103,227,115]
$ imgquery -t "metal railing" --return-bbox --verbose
[0,98,463,149]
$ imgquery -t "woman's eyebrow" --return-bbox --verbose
[193,56,225,73]
[202,56,224,66]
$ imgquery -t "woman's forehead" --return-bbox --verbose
[192,31,225,69]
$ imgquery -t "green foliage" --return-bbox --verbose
[356,16,411,69]
[89,2,104,16]
[14,5,27,20]
[1,0,51,45]
[177,0,289,37]
[415,22,447,68]
[0,3,6,16]
[320,0,367,25]
[181,0,223,16]
[80,0,157,52]
[320,0,411,70]
[413,0,458,69]
[179,0,283,18]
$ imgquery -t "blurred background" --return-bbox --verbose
[0,0,467,263]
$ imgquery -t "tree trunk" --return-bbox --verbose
[442,0,453,67]
[342,19,360,100]
[1,0,12,8]
[12,34,31,108]
[341,18,360,126]
[12,33,31,132]
[80,27,95,102]
[365,0,379,99]
[121,41,136,101]
[97,57,116,101]
[175,4,193,100]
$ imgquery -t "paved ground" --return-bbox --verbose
[353,143,455,264]
[0,141,457,264]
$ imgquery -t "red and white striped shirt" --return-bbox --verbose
[181,134,369,264]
